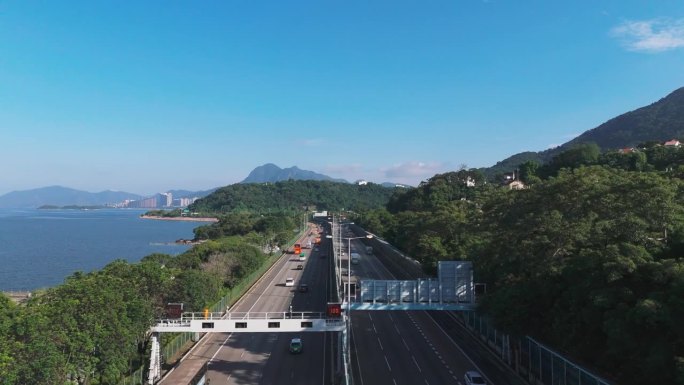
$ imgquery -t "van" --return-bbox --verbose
[285,278,294,287]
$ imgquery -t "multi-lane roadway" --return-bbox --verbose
[160,223,524,385]
[343,233,526,385]
[159,225,334,385]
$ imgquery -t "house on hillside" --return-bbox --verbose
[502,171,526,190]
[619,147,636,154]
[664,139,681,147]
[505,180,526,190]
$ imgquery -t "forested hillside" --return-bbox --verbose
[484,86,684,178]
[190,179,397,213]
[358,146,684,385]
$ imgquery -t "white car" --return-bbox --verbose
[464,371,486,385]
[285,277,295,287]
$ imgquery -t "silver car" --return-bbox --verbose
[464,371,486,385]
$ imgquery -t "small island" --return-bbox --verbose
[141,209,218,222]
[139,215,218,222]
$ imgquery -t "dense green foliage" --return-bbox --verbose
[357,147,684,385]
[143,209,183,217]
[190,180,396,214]
[0,212,295,384]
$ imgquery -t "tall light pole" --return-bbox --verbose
[341,232,373,371]
[342,234,373,308]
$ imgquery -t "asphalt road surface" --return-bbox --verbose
[346,238,527,385]
[160,226,335,385]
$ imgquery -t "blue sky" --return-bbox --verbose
[2,1,684,196]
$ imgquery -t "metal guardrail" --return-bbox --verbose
[463,306,612,385]
[171,311,327,321]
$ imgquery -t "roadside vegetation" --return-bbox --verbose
[357,143,684,385]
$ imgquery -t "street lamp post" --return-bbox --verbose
[341,232,373,374]
[342,234,373,308]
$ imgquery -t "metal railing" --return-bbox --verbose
[462,311,611,385]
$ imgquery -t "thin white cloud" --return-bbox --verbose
[297,138,325,146]
[611,18,684,53]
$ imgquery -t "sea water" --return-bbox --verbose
[0,208,201,290]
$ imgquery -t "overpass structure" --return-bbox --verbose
[151,311,346,333]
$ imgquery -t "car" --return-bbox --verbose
[464,371,486,385]
[285,277,294,287]
[296,264,303,270]
[299,283,309,293]
[289,337,303,353]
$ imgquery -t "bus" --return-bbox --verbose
[294,244,302,254]
[350,252,361,265]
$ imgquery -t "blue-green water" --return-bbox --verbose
[0,208,200,290]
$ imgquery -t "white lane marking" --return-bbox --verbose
[373,323,378,334]
[412,356,422,373]
[424,379,430,385]
[424,311,494,385]
[350,314,366,385]
[378,337,384,350]
[208,239,309,364]
[393,379,398,385]
[388,313,394,321]
[385,356,392,372]
[394,324,401,334]
[321,331,327,385]
[402,337,410,351]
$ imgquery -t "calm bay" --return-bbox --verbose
[0,208,200,290]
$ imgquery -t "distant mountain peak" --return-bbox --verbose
[241,164,348,184]
[0,186,143,209]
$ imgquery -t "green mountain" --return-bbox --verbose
[484,86,684,176]
[191,179,397,213]
[241,163,348,184]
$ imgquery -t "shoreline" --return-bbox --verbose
[140,215,219,223]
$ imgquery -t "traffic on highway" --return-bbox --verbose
[158,221,525,385]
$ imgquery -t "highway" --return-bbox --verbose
[160,225,335,385]
[160,222,526,385]
[343,235,527,385]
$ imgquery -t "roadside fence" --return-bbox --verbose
[462,311,611,385]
